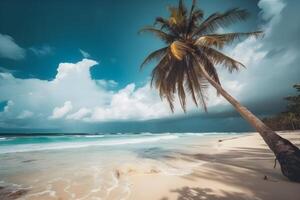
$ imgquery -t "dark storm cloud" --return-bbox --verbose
[232,0,300,112]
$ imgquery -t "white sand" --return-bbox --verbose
[125,131,300,200]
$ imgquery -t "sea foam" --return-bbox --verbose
[0,135,179,154]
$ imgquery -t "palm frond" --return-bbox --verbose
[190,0,197,15]
[140,47,168,69]
[188,0,203,27]
[150,55,170,88]
[184,55,198,107]
[170,40,194,60]
[154,17,169,29]
[178,0,187,16]
[187,9,204,35]
[176,61,187,112]
[195,49,221,85]
[195,31,263,48]
[154,17,180,36]
[194,77,208,112]
[167,0,188,33]
[201,47,245,72]
[151,60,175,112]
[186,56,208,111]
[193,8,250,36]
[139,27,175,44]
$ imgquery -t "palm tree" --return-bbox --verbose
[140,0,300,182]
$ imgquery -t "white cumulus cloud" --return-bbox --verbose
[0,59,173,127]
[66,108,91,120]
[50,101,73,119]
[0,33,25,60]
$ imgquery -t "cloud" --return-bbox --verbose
[0,33,25,60]
[0,67,17,74]
[89,83,171,121]
[95,79,118,88]
[66,108,91,120]
[29,45,54,56]
[50,101,73,119]
[258,0,285,21]
[219,0,300,109]
[0,59,170,127]
[3,100,14,113]
[17,110,34,119]
[79,49,91,58]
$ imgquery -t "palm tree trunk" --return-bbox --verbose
[198,63,300,182]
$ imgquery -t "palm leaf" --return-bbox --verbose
[175,60,187,111]
[201,47,245,72]
[193,8,250,36]
[190,0,197,15]
[140,47,168,69]
[154,17,169,29]
[185,54,209,111]
[154,17,180,36]
[178,0,187,16]
[186,56,208,111]
[184,56,198,107]
[170,40,194,60]
[187,0,203,29]
[195,31,263,48]
[187,9,204,35]
[194,49,221,86]
[139,27,175,44]
[150,55,170,88]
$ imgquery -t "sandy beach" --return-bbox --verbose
[127,131,300,200]
[0,131,300,200]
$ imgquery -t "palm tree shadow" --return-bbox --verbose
[161,187,251,200]
[134,147,177,160]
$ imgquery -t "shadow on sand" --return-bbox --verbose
[161,187,252,200]
[0,186,28,200]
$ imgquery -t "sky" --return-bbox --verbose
[0,0,299,133]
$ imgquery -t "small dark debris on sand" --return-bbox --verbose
[115,170,121,179]
[263,175,278,182]
[22,159,36,163]
[0,186,28,200]
[218,136,247,143]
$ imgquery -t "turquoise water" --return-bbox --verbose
[0,132,240,154]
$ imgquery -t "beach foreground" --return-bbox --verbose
[1,131,300,200]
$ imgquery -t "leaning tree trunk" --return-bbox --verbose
[198,64,300,182]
